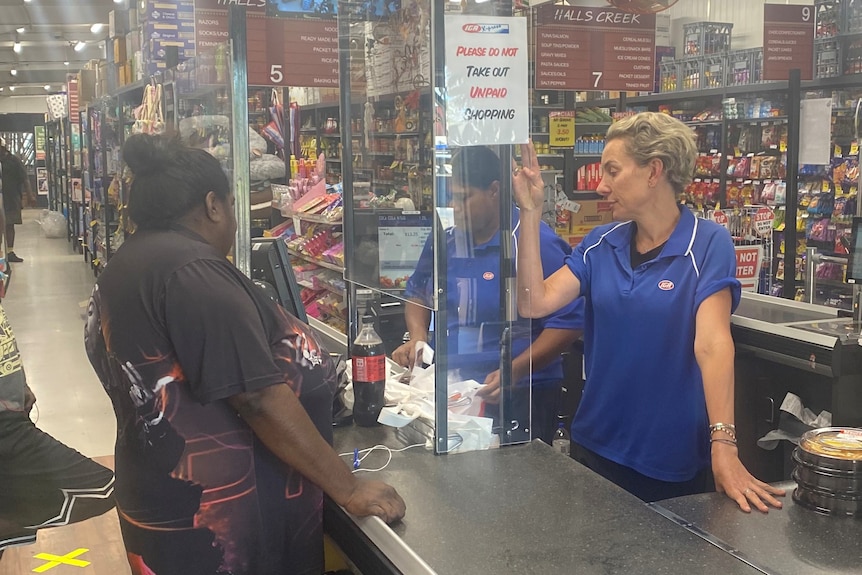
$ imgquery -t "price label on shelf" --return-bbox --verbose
[549,111,575,147]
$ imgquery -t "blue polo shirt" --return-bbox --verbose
[565,206,740,482]
[405,209,583,387]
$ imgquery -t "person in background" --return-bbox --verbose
[392,145,582,444]
[512,112,785,511]
[85,134,404,575]
[394,189,416,211]
[0,202,115,559]
[0,142,31,263]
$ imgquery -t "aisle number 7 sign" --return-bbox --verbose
[535,5,656,91]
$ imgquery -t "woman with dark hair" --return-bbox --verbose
[85,134,405,575]
[392,145,582,444]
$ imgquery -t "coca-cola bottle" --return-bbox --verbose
[351,315,386,427]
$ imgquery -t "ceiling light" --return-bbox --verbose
[12,42,22,54]
[91,23,104,34]
[74,41,86,52]
[16,27,26,34]
[10,69,17,76]
[64,61,70,66]
[0,87,4,92]
[9,86,15,92]
[44,85,51,91]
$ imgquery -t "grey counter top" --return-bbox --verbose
[655,481,862,575]
[330,426,761,575]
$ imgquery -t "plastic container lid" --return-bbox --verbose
[800,427,862,461]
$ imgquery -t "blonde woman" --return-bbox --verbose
[513,112,784,512]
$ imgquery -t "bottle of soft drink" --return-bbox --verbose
[351,315,386,427]
[552,421,571,456]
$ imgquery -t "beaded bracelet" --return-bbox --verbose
[709,422,737,441]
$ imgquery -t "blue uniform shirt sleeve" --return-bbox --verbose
[564,226,605,300]
[693,225,742,314]
[538,224,584,330]
[404,232,435,307]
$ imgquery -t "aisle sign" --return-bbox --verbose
[196,8,230,53]
[549,111,575,147]
[536,4,656,91]
[194,0,337,87]
[763,4,814,81]
[34,126,46,161]
[735,245,764,292]
[444,15,529,147]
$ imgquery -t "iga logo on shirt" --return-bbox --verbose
[658,280,675,291]
[483,272,495,280]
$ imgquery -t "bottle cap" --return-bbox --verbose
[362,315,374,324]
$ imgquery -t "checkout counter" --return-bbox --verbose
[731,293,862,481]
[320,292,862,574]
[325,426,862,575]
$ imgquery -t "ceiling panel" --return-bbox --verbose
[0,0,115,97]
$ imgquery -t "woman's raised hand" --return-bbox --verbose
[512,142,546,213]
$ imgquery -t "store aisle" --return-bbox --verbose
[2,210,115,459]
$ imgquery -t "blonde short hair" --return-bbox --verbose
[606,112,697,195]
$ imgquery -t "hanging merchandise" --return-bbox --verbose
[133,83,165,136]
[262,88,285,152]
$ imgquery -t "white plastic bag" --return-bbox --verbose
[40,211,66,239]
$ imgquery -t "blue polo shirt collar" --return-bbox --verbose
[604,204,696,260]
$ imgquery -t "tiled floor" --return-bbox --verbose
[1,211,128,575]
[3,211,115,459]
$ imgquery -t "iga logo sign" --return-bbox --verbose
[658,280,675,291]
[462,23,510,34]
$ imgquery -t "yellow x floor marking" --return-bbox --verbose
[32,548,91,572]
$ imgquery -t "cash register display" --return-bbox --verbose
[847,216,862,284]
[250,238,308,324]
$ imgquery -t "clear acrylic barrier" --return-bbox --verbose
[339,1,538,453]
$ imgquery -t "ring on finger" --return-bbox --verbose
[744,488,752,495]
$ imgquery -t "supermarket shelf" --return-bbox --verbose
[686,120,724,126]
[287,248,344,272]
[321,133,341,138]
[279,208,342,225]
[308,316,348,347]
[327,158,342,163]
[370,132,421,137]
[300,128,317,134]
[576,122,612,130]
[301,101,341,111]
[299,279,345,296]
[727,116,788,125]
[572,154,603,159]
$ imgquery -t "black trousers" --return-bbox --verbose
[0,412,116,552]
[570,441,714,502]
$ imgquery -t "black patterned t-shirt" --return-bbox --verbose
[85,226,335,575]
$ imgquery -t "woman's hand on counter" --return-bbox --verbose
[343,478,407,524]
[712,442,786,513]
